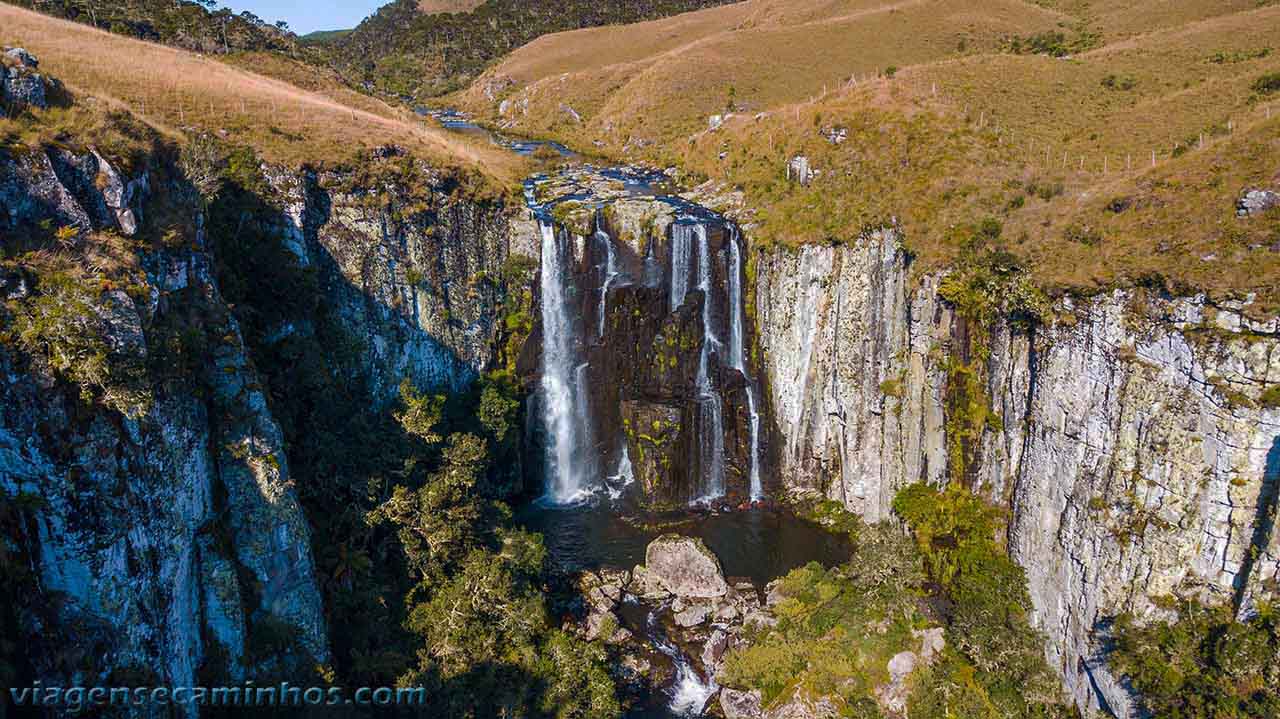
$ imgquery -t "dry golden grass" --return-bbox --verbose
[0,3,523,183]
[1030,0,1270,37]
[685,7,1280,311]
[455,0,1280,311]
[417,0,485,14]
[457,0,1065,160]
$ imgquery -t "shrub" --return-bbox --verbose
[1253,73,1280,95]
[1101,74,1137,91]
[1063,223,1103,246]
[1110,601,1280,719]
[894,484,1073,718]
[1260,385,1280,409]
[720,523,926,707]
[1008,31,1070,57]
[1025,179,1064,201]
[4,270,151,417]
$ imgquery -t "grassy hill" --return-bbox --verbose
[330,0,747,100]
[0,3,522,181]
[8,0,302,55]
[456,0,1280,314]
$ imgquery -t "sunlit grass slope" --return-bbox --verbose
[0,2,522,181]
[459,0,1280,312]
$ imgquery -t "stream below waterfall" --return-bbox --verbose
[429,111,852,717]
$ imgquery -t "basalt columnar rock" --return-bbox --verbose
[264,158,536,403]
[0,147,328,693]
[754,231,1280,715]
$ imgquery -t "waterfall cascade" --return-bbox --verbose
[533,180,766,507]
[597,229,619,338]
[539,221,593,504]
[647,606,717,715]
[693,223,726,501]
[727,231,763,499]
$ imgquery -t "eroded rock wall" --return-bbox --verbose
[0,149,328,699]
[755,233,1280,716]
[266,164,535,403]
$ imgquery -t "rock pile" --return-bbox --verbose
[2,47,49,115]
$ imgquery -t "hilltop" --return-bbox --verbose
[8,0,302,55]
[456,0,1280,314]
[330,0,746,100]
[0,3,522,181]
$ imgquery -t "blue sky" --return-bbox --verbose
[225,1,386,35]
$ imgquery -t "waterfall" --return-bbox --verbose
[694,223,725,501]
[597,230,618,338]
[647,606,717,716]
[606,444,635,500]
[671,223,693,311]
[539,222,592,504]
[727,232,762,499]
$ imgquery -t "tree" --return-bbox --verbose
[395,377,446,445]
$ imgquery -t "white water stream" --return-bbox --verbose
[539,222,593,504]
[727,231,762,499]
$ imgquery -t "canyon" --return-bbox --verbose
[2,49,1278,718]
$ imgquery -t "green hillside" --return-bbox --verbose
[332,0,746,100]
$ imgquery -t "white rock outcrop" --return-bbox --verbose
[755,232,1280,715]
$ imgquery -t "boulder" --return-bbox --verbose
[875,651,917,715]
[764,691,839,719]
[914,627,945,664]
[765,578,787,607]
[701,628,731,671]
[580,568,628,612]
[645,535,729,599]
[1238,189,1280,217]
[4,48,38,69]
[720,688,764,719]
[674,601,713,628]
[2,47,48,111]
[628,563,672,601]
[786,155,813,186]
[875,627,946,716]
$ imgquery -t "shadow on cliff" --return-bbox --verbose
[1232,435,1280,610]
[204,159,541,697]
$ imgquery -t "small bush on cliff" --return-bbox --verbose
[1253,73,1280,95]
[893,483,1073,718]
[3,269,151,418]
[1260,385,1280,409]
[1110,600,1280,718]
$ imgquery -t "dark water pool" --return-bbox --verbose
[516,500,852,718]
[515,500,853,586]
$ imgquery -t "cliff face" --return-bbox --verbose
[0,134,543,699]
[265,161,534,403]
[0,148,328,692]
[755,234,1280,715]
